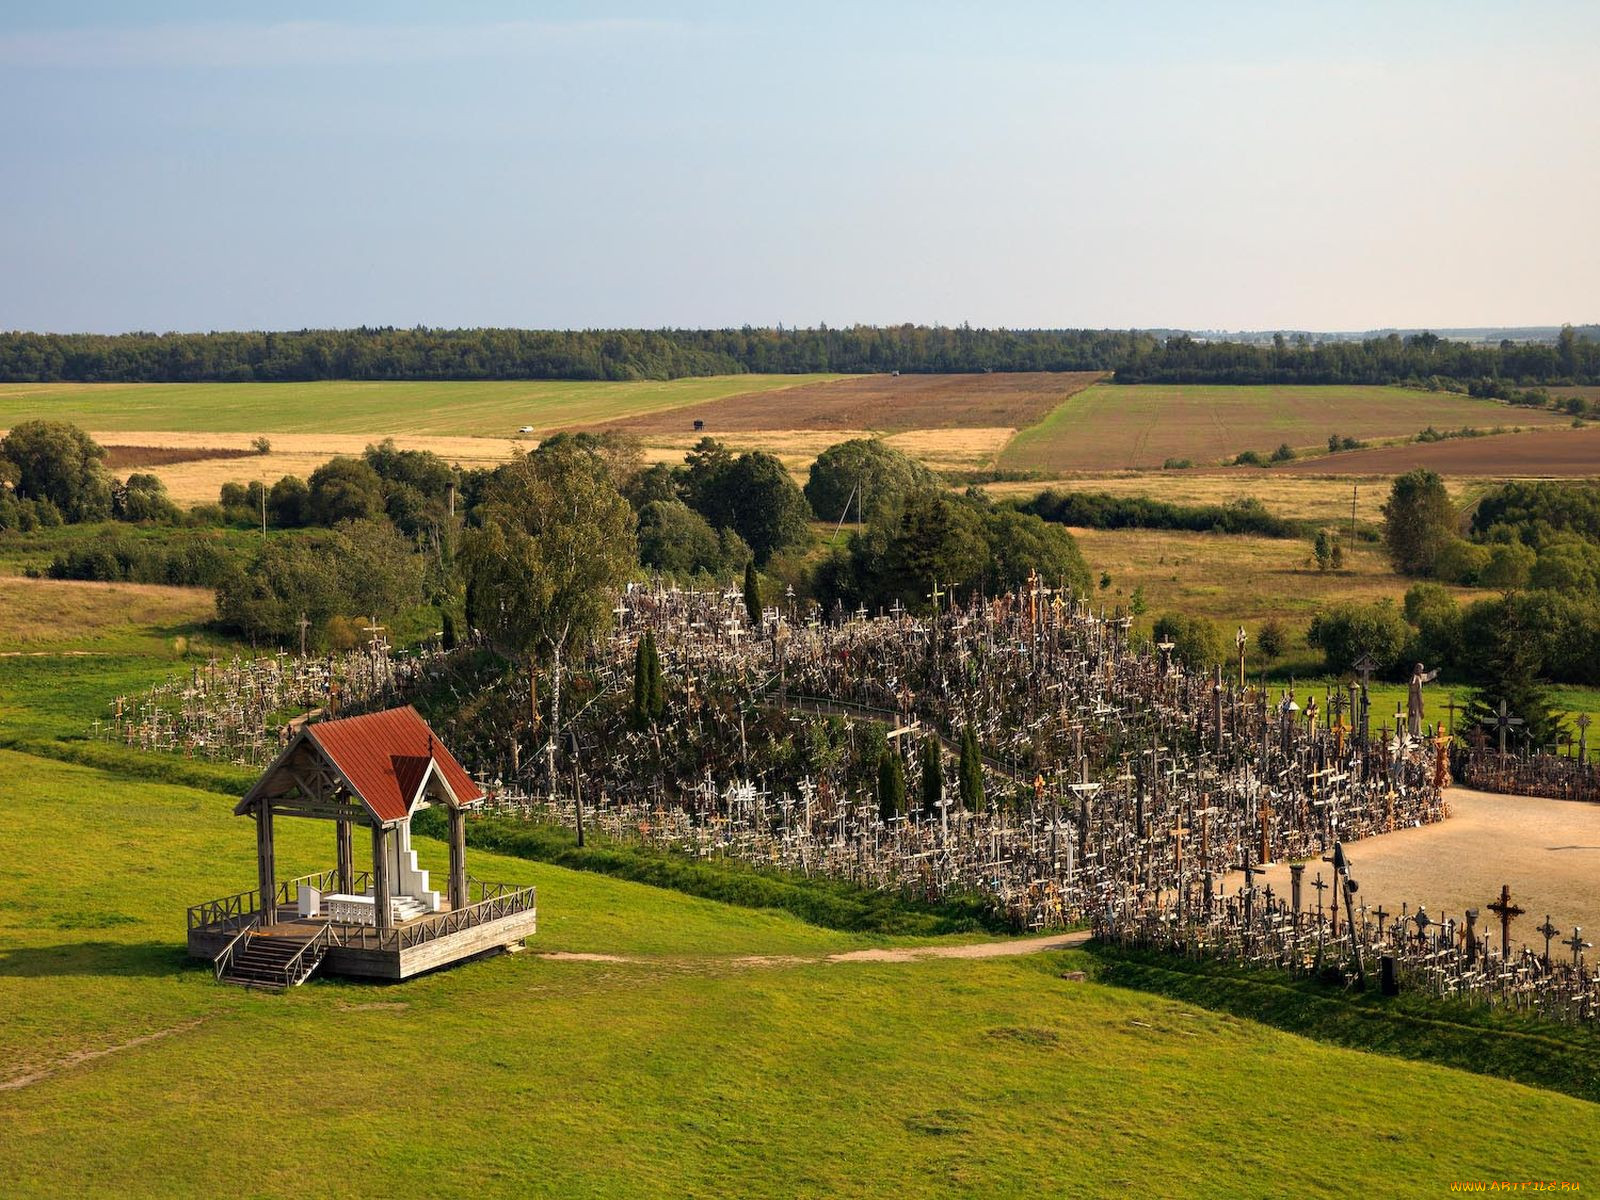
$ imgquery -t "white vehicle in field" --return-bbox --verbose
[517,425,535,434]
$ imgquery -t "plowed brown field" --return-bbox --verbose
[1274,426,1600,477]
[605,371,1106,434]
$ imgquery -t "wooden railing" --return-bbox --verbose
[188,886,262,933]
[279,922,336,987]
[190,869,374,934]
[212,915,259,980]
[339,882,537,952]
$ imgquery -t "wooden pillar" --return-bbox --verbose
[371,824,393,932]
[256,801,277,927]
[336,817,353,894]
[448,805,467,912]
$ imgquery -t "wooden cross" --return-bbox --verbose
[1235,626,1247,688]
[1373,903,1389,936]
[1309,871,1328,922]
[1535,915,1560,966]
[297,611,310,658]
[1486,884,1524,959]
[1483,698,1524,756]
[1256,793,1275,865]
[1564,926,1591,967]
[1577,712,1592,762]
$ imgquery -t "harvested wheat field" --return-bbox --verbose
[608,371,1106,434]
[1274,425,1600,477]
[997,383,1570,472]
[0,576,216,652]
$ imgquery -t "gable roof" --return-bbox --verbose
[303,705,482,822]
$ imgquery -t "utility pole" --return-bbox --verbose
[1350,483,1357,550]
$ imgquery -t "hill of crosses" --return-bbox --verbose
[108,580,1600,1024]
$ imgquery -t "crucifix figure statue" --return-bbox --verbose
[1407,662,1440,739]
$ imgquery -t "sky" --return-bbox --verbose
[1,1,1596,334]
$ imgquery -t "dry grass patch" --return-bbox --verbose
[0,577,215,652]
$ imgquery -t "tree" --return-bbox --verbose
[804,438,937,526]
[267,475,311,526]
[632,629,664,723]
[1305,600,1411,675]
[636,500,726,578]
[1467,597,1563,752]
[1152,612,1224,669]
[720,451,813,565]
[1313,529,1334,572]
[0,420,111,521]
[114,473,178,522]
[1255,618,1287,662]
[1480,541,1535,589]
[881,492,989,611]
[958,725,985,813]
[1382,469,1457,576]
[460,446,637,789]
[876,748,906,820]
[743,560,762,625]
[308,456,386,526]
[919,736,943,818]
[364,439,455,536]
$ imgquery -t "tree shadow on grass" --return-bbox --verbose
[0,941,192,979]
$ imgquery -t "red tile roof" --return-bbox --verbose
[306,706,482,823]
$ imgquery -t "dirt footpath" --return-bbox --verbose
[1229,787,1600,937]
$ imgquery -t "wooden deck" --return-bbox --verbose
[188,871,537,982]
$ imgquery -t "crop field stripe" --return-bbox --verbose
[997,383,1573,473]
[0,375,852,438]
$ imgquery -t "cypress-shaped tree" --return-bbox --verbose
[743,560,762,626]
[958,724,986,812]
[919,736,943,818]
[633,630,665,723]
[876,748,906,821]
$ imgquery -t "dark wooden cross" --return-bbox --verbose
[1565,926,1591,967]
[1257,793,1275,865]
[1486,884,1525,959]
[1578,712,1592,763]
[1310,871,1329,923]
[1535,915,1560,967]
[1483,698,1524,756]
[1374,904,1389,937]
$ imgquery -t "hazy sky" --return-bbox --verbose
[2,1,1596,333]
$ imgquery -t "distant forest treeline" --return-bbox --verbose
[1117,328,1600,386]
[0,325,1595,386]
[0,326,1141,383]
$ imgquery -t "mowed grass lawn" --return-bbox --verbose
[3,750,1598,1198]
[998,383,1568,472]
[0,375,847,438]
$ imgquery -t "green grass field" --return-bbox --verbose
[2,588,1599,1196]
[0,375,847,438]
[998,382,1569,472]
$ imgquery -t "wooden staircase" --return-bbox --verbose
[217,925,332,991]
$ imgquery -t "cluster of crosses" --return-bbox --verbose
[1101,859,1600,1028]
[483,578,1451,932]
[97,622,446,765]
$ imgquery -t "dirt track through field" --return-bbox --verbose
[608,371,1106,434]
[536,930,1091,970]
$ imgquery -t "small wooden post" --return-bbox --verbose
[256,801,277,927]
[371,824,393,933]
[448,805,467,911]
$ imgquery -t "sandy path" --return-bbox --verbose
[1225,787,1600,938]
[536,930,1090,970]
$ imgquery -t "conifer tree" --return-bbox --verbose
[919,736,943,818]
[958,725,986,812]
[876,748,906,820]
[743,560,762,626]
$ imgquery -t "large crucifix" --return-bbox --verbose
[1486,884,1524,960]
